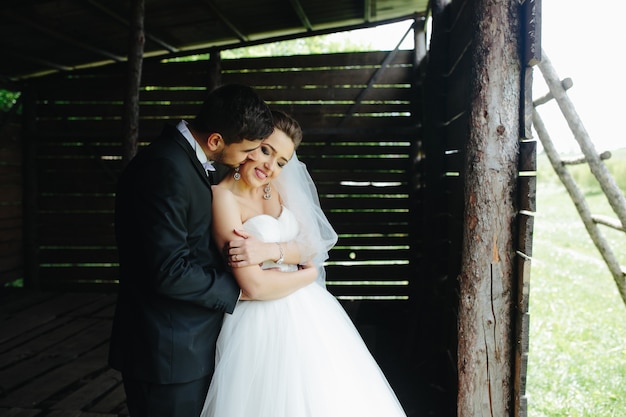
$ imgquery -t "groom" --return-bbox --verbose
[109,84,274,417]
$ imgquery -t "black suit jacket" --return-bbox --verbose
[109,124,240,384]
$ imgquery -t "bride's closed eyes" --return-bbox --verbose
[261,144,288,168]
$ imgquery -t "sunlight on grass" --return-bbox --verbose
[527,150,626,417]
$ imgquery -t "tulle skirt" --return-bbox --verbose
[201,282,407,417]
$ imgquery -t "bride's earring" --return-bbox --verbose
[233,166,241,181]
[263,183,272,200]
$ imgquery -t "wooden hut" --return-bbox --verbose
[0,0,539,416]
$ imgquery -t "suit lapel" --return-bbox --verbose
[166,124,213,187]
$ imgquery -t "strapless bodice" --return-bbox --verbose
[243,207,300,271]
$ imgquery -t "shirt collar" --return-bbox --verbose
[176,120,215,171]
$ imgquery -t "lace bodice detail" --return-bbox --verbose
[242,207,299,272]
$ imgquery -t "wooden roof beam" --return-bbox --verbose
[201,0,248,42]
[288,0,313,31]
[85,0,179,53]
[3,45,73,72]
[3,10,125,63]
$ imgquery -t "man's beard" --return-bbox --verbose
[212,149,238,169]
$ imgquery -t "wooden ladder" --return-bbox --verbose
[532,50,626,306]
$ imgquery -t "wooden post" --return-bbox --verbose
[21,88,39,289]
[207,48,222,92]
[457,0,521,416]
[122,0,145,164]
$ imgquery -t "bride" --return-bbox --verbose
[201,110,408,417]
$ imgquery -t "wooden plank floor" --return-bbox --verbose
[0,289,127,417]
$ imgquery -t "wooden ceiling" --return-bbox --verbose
[0,0,429,83]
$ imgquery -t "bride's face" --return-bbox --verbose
[240,128,295,185]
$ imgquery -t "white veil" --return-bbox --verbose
[272,152,338,286]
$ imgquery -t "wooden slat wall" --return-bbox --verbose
[28,51,418,302]
[219,52,416,300]
[0,122,23,286]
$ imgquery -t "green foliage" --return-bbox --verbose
[165,33,375,63]
[222,34,374,59]
[529,150,626,417]
[4,278,23,288]
[0,89,21,113]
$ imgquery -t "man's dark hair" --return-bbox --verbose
[191,84,274,144]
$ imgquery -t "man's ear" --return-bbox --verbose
[206,133,223,152]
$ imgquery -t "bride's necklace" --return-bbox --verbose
[228,179,280,219]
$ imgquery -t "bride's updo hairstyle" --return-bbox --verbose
[271,110,302,151]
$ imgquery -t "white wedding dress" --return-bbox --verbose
[201,207,407,417]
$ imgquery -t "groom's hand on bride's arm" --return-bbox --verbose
[227,229,275,268]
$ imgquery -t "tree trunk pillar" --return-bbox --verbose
[458,0,521,416]
[122,0,145,164]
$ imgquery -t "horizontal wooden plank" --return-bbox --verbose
[140,64,413,88]
[317,182,409,192]
[32,114,417,134]
[327,285,410,298]
[37,180,118,195]
[34,142,124,157]
[218,51,414,70]
[38,234,116,246]
[331,235,409,246]
[320,199,408,211]
[33,79,125,98]
[245,86,414,103]
[298,147,411,159]
[39,248,118,264]
[34,143,410,162]
[39,195,115,211]
[38,267,119,283]
[325,264,413,281]
[326,210,408,222]
[35,75,413,104]
[329,248,411,262]
[309,170,406,183]
[331,222,409,234]
[35,101,414,121]
[299,157,409,171]
[132,85,414,103]
[36,245,414,266]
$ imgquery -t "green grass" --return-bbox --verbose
[527,148,626,417]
